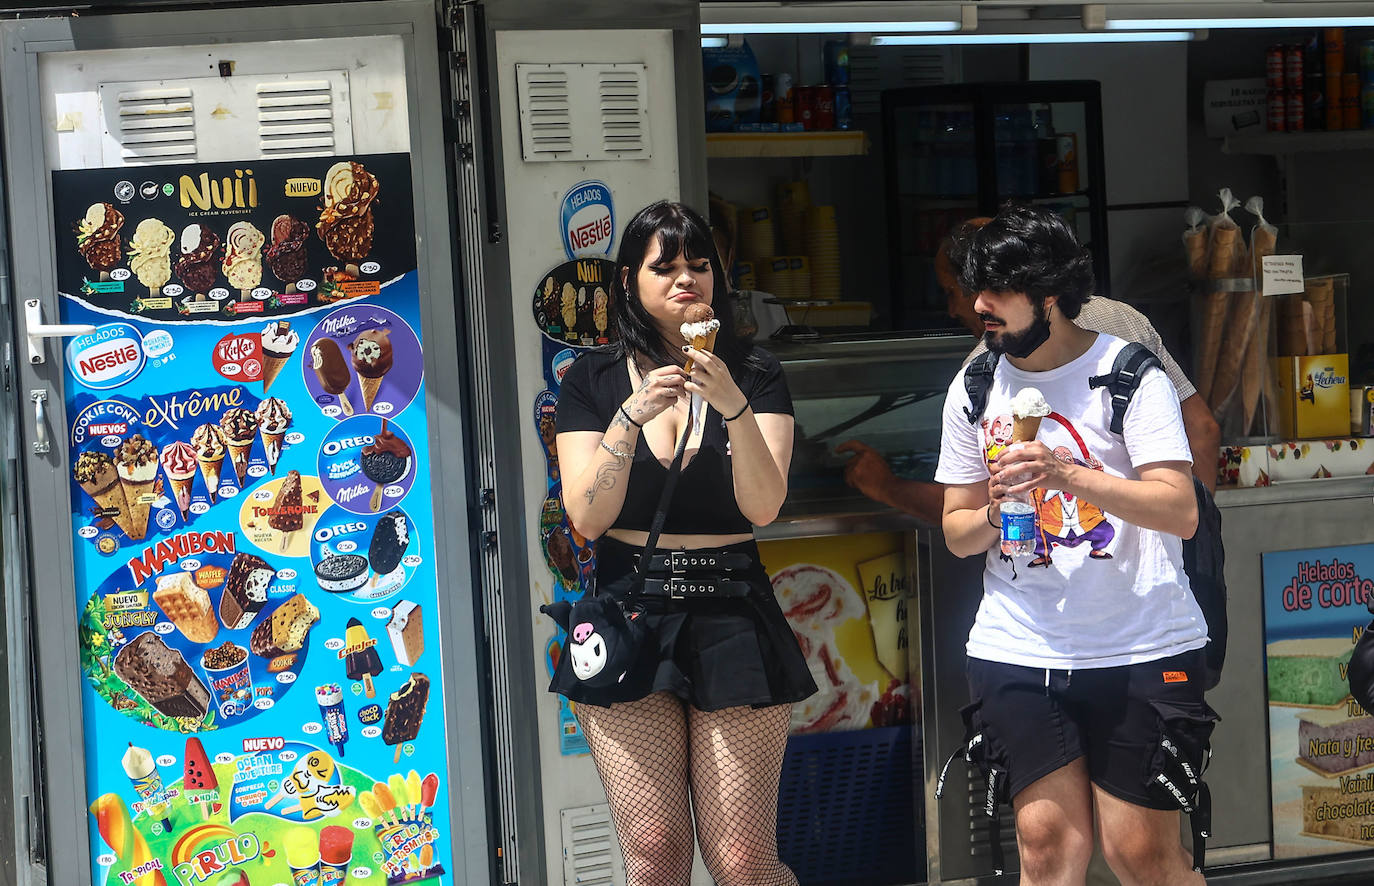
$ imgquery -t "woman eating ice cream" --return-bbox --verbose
[554,201,814,886]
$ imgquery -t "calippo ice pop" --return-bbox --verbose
[318,825,354,886]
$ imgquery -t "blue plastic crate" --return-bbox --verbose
[776,724,923,885]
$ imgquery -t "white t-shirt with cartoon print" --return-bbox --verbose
[935,332,1208,669]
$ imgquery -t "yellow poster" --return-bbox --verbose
[762,532,916,734]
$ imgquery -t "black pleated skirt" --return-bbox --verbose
[552,537,818,712]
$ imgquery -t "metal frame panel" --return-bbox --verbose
[0,5,493,885]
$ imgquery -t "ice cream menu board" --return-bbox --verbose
[1262,543,1374,859]
[54,155,452,886]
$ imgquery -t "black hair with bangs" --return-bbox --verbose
[609,200,757,371]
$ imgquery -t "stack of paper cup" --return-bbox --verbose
[757,256,812,301]
[805,205,842,300]
[777,180,811,254]
[737,206,777,260]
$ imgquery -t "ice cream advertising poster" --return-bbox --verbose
[536,338,592,756]
[54,155,452,886]
[1261,543,1374,858]
[759,533,915,734]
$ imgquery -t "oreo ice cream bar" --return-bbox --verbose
[315,553,369,593]
[220,553,275,630]
[368,511,410,577]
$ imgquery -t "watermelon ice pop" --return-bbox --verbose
[183,737,219,819]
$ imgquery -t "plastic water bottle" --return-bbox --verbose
[1000,480,1036,557]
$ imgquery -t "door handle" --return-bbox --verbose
[30,390,49,455]
[24,298,95,365]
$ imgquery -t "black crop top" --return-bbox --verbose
[555,347,794,535]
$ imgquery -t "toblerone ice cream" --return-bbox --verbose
[1010,387,1051,442]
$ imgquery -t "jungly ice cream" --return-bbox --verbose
[126,218,175,296]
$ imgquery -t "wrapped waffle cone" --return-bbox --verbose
[80,475,136,539]
[198,455,223,504]
[1304,278,1336,353]
[120,478,155,541]
[1242,211,1279,431]
[1209,292,1261,412]
[359,375,384,412]
[1196,221,1244,402]
[261,354,289,392]
[1012,415,1042,443]
[225,439,253,485]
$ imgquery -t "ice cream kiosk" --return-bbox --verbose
[0,4,494,885]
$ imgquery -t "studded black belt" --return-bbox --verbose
[639,577,752,599]
[637,549,754,574]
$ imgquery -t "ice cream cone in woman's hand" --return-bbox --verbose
[680,303,720,373]
[1011,387,1050,442]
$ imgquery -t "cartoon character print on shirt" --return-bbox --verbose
[981,412,1117,571]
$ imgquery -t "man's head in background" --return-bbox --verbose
[935,216,992,336]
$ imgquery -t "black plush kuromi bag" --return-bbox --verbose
[1349,619,1374,716]
[541,417,690,694]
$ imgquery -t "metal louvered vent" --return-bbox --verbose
[517,63,652,162]
[902,48,952,85]
[560,804,626,886]
[257,79,337,158]
[517,66,574,159]
[598,67,647,155]
[848,46,882,117]
[113,87,196,164]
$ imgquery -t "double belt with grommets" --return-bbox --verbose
[634,549,753,599]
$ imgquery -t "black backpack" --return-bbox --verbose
[963,344,1227,690]
[955,343,1226,874]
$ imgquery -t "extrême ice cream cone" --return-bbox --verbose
[260,431,285,475]
[225,439,253,485]
[198,455,223,504]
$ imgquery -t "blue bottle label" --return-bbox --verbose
[1001,509,1036,541]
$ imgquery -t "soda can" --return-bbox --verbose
[814,85,836,130]
[1055,133,1079,194]
[795,85,817,130]
[1266,45,1286,91]
[775,73,795,124]
[1324,27,1346,75]
[823,40,850,85]
[1267,89,1286,132]
[834,87,852,130]
[1326,74,1344,130]
[1286,44,1305,92]
[1286,88,1305,132]
[759,74,777,124]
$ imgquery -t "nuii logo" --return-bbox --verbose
[179,168,259,211]
[561,180,615,259]
[65,324,145,390]
[1314,367,1347,389]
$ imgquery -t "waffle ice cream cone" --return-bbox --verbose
[219,407,259,486]
[359,375,383,413]
[1012,416,1043,443]
[1010,388,1051,442]
[116,435,158,542]
[74,452,136,539]
[259,431,285,474]
[680,304,721,374]
[153,573,219,644]
[225,439,253,484]
[198,454,223,503]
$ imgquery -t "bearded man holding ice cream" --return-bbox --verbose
[934,205,1214,886]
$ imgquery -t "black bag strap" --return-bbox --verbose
[1088,342,1163,435]
[963,350,1000,424]
[630,405,694,588]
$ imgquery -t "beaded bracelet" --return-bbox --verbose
[723,402,750,422]
[618,404,643,429]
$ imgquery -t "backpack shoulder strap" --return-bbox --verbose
[1088,342,1163,435]
[963,350,1000,424]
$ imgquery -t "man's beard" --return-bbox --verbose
[984,299,1051,359]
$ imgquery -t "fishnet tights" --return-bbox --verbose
[576,692,798,886]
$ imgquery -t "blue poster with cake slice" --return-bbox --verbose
[55,155,451,886]
[1262,543,1374,858]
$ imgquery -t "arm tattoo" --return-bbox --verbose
[586,440,632,505]
[612,409,632,431]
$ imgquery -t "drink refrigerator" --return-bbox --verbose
[0,5,493,885]
[882,80,1111,330]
